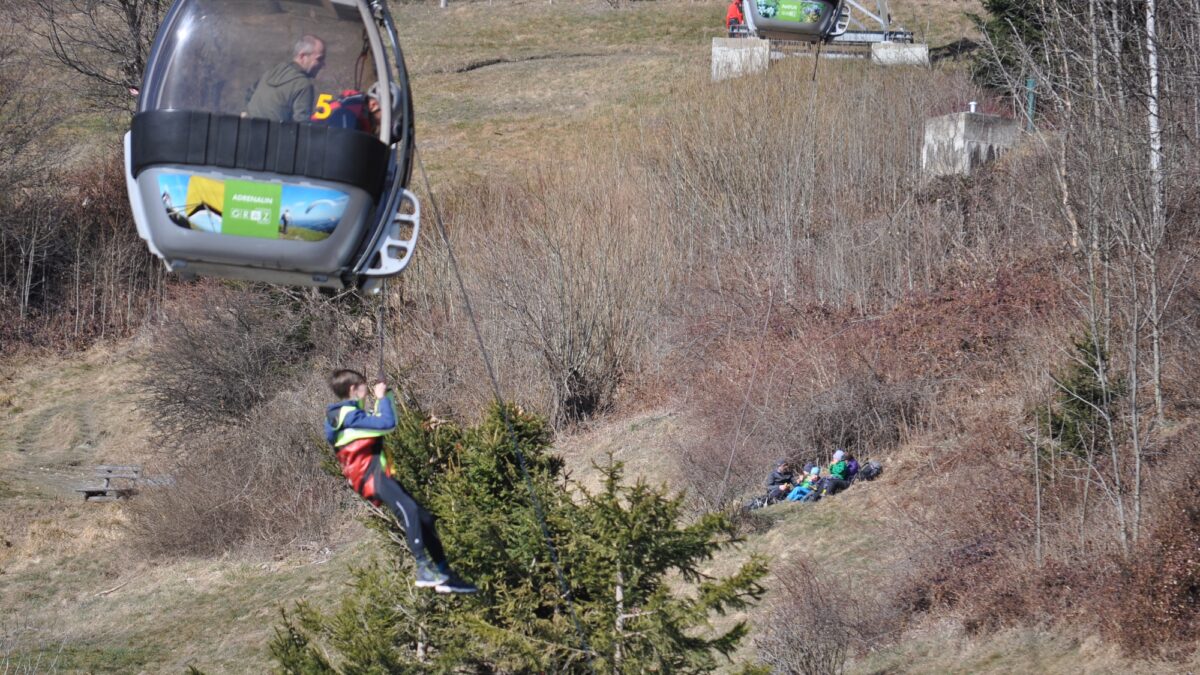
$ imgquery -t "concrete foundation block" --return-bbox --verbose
[922,112,1021,177]
[712,37,770,82]
[871,42,930,67]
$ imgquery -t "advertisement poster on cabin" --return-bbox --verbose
[157,174,349,242]
[223,180,282,238]
[759,0,824,23]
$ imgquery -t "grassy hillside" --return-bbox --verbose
[8,0,1200,673]
[891,0,983,45]
[401,0,719,180]
[397,0,983,180]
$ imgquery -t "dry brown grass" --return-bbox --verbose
[853,624,1197,674]
[398,159,677,425]
[402,0,720,182]
[123,377,346,558]
[393,57,1053,429]
[402,0,990,184]
[0,526,371,672]
[892,0,986,46]
[12,0,1199,672]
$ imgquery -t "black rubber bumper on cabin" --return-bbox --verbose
[130,110,389,201]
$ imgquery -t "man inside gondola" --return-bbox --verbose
[246,34,326,122]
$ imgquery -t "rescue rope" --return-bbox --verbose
[715,52,824,509]
[714,289,773,509]
[414,147,598,670]
[811,37,824,81]
[376,278,387,381]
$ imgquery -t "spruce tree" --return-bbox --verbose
[570,460,768,671]
[272,403,766,673]
[1037,332,1125,458]
[970,0,1045,95]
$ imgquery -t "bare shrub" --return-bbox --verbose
[681,334,928,511]
[1101,430,1200,658]
[643,61,1057,314]
[0,18,54,191]
[279,284,381,377]
[881,374,1200,655]
[676,423,781,515]
[128,281,379,556]
[0,153,165,354]
[28,0,168,114]
[0,190,69,329]
[885,408,1163,639]
[886,416,1037,617]
[140,283,312,440]
[755,557,855,675]
[125,374,344,556]
[400,162,674,427]
[786,372,926,456]
[1160,261,1200,416]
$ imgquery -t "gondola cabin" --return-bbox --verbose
[125,0,419,291]
[742,0,844,42]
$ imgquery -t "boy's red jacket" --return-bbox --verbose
[325,395,397,493]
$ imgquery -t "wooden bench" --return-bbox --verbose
[76,465,141,502]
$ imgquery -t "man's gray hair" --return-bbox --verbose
[293,34,323,59]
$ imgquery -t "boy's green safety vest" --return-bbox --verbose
[330,401,390,448]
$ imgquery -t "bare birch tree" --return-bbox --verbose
[981,0,1199,551]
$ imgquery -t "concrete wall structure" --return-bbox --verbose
[870,42,930,67]
[711,38,770,82]
[922,112,1021,177]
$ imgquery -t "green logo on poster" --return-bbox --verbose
[774,0,823,23]
[222,179,282,239]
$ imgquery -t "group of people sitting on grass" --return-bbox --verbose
[749,450,882,510]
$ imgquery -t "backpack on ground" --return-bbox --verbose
[745,495,768,511]
[858,460,883,481]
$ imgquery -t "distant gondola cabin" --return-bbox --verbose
[744,0,842,41]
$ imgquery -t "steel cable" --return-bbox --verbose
[414,147,597,671]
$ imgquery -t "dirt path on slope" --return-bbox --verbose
[0,345,152,501]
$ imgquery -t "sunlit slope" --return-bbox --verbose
[2,1,1007,672]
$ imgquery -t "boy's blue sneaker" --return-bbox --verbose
[415,561,450,588]
[435,571,478,595]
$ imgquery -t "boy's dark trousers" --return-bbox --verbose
[341,441,448,567]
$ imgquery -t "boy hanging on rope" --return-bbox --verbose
[325,369,477,594]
